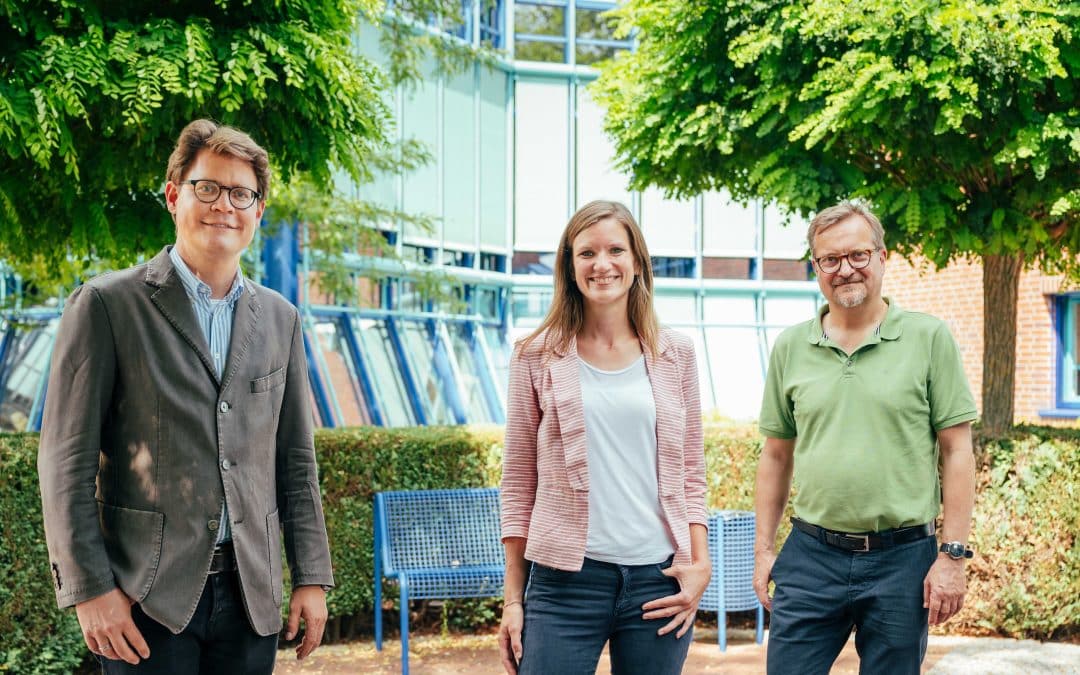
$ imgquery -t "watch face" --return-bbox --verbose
[942,542,966,559]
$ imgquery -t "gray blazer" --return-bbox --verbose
[38,247,334,636]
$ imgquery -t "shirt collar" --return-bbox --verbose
[807,297,903,345]
[168,245,245,304]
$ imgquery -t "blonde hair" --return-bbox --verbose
[166,119,271,200]
[519,200,659,358]
[806,199,885,255]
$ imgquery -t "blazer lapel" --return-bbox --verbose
[644,333,683,497]
[146,248,219,385]
[220,285,260,393]
[550,337,590,492]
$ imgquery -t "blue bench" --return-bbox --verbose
[373,488,505,675]
[699,509,765,650]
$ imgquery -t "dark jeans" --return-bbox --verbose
[767,526,938,675]
[98,572,278,675]
[519,556,692,675]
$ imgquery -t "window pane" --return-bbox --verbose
[515,4,565,36]
[398,320,457,424]
[0,319,57,432]
[353,318,416,426]
[641,187,695,253]
[655,294,696,324]
[763,203,808,259]
[447,323,495,423]
[402,56,441,241]
[480,66,509,248]
[703,190,758,254]
[444,67,477,246]
[515,79,569,250]
[705,326,764,421]
[313,320,370,426]
[576,86,632,207]
[511,289,552,324]
[483,325,511,402]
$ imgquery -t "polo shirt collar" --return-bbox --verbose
[807,297,904,346]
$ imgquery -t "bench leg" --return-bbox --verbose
[374,561,383,651]
[400,579,411,675]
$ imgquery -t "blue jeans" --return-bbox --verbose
[519,556,692,675]
[767,527,938,675]
[98,572,278,674]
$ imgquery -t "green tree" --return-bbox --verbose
[593,0,1080,435]
[0,0,481,300]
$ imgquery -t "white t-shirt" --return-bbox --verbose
[579,355,676,565]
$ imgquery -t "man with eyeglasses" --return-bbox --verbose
[753,200,977,674]
[38,119,334,673]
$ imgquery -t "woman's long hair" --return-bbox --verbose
[519,200,659,358]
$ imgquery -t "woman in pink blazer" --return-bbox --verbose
[498,201,710,674]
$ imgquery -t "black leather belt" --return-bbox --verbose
[792,517,934,553]
[209,543,237,574]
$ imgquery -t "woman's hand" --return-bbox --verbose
[641,559,712,638]
[497,601,525,674]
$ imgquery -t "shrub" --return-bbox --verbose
[0,434,86,674]
[6,421,1079,671]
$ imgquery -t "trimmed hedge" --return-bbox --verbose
[4,423,1079,672]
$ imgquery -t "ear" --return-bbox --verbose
[164,182,180,214]
[254,200,266,222]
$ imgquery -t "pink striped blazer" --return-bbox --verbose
[501,327,707,571]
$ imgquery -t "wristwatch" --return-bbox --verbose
[939,541,973,560]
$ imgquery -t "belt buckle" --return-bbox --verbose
[846,533,871,553]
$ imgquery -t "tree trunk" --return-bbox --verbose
[981,253,1023,437]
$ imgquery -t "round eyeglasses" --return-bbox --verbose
[813,248,878,274]
[184,179,261,210]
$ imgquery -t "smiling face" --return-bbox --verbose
[164,149,264,270]
[812,214,886,309]
[571,216,640,313]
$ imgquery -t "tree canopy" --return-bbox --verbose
[594,0,1080,433]
[0,0,477,287]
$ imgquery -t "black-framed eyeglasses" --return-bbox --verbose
[184,179,261,210]
[813,248,878,274]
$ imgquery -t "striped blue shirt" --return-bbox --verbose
[168,245,244,544]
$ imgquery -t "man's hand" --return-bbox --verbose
[286,585,327,660]
[641,560,712,638]
[75,588,149,665]
[497,602,524,674]
[752,549,777,611]
[923,556,967,625]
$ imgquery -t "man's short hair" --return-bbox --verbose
[166,119,270,200]
[806,200,886,255]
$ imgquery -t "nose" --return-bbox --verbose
[836,256,859,275]
[209,190,234,212]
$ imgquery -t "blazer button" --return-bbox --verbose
[208,519,219,532]
[221,458,231,471]
[219,401,230,413]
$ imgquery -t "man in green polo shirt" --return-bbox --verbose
[753,200,977,675]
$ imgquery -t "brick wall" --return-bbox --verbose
[882,255,1070,426]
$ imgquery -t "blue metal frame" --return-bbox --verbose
[1040,294,1080,418]
[336,314,385,426]
[302,331,336,427]
[428,319,469,424]
[385,319,429,425]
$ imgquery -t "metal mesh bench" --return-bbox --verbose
[373,488,505,674]
[700,509,765,651]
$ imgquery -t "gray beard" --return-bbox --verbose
[835,285,867,308]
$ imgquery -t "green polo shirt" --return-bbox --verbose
[759,299,977,532]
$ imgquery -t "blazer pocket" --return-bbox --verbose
[97,502,165,603]
[251,366,286,393]
[267,509,283,607]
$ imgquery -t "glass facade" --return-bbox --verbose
[0,2,821,429]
